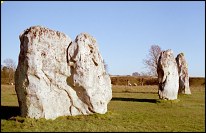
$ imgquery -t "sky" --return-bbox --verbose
[1,1,205,77]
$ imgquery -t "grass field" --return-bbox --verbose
[1,84,205,132]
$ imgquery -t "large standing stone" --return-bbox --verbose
[15,26,112,119]
[176,53,191,94]
[157,49,179,100]
[67,32,112,114]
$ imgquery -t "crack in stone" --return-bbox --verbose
[41,69,84,115]
[63,89,84,115]
[92,58,98,66]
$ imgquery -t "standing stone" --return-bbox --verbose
[15,26,112,120]
[157,49,179,100]
[67,32,112,114]
[176,53,191,94]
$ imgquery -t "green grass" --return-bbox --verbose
[1,85,205,132]
[1,85,19,106]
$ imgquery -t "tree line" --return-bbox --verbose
[1,58,16,84]
[1,45,161,84]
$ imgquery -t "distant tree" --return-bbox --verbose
[103,59,109,74]
[3,58,16,84]
[143,45,162,76]
[1,66,9,78]
[132,72,140,76]
[140,71,152,77]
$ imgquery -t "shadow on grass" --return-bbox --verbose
[1,106,20,120]
[133,91,157,94]
[112,97,157,103]
[113,91,157,94]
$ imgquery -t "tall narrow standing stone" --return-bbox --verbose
[157,49,179,100]
[176,53,191,94]
[15,26,112,120]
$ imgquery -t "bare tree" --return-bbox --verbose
[103,59,108,74]
[132,72,140,76]
[143,45,162,76]
[3,58,16,84]
[140,71,152,76]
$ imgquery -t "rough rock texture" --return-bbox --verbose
[15,26,112,120]
[67,33,112,114]
[176,53,191,94]
[157,49,179,100]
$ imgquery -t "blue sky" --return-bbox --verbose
[1,1,205,77]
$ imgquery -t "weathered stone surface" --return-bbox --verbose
[176,53,191,94]
[15,26,112,120]
[157,49,179,100]
[67,33,112,114]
